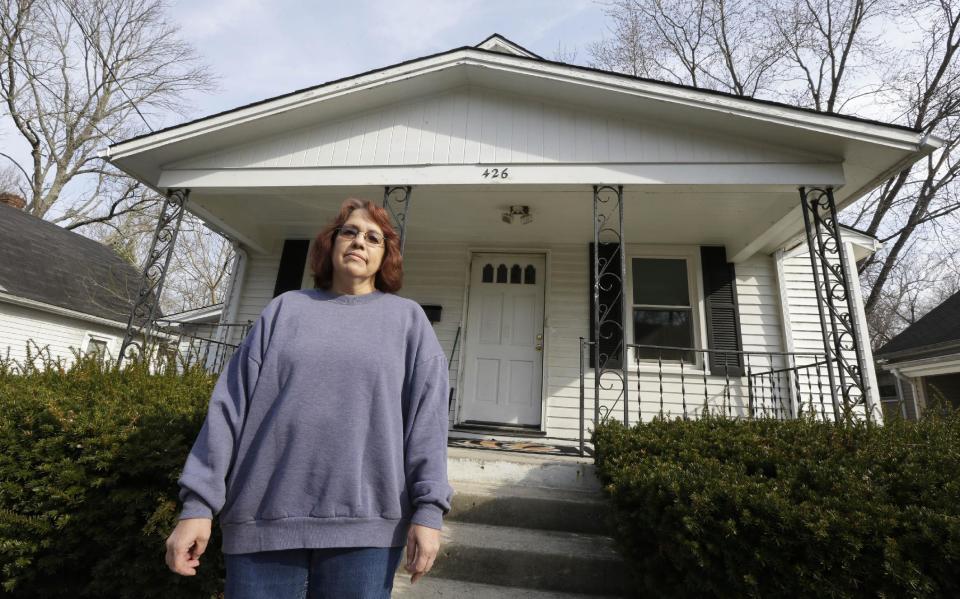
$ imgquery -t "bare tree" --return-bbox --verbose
[0,0,214,224]
[591,0,960,344]
[590,0,786,95]
[161,217,234,315]
[771,0,893,113]
[854,0,960,318]
[1,0,232,314]
[553,41,580,64]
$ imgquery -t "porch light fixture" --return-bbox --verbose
[502,205,533,225]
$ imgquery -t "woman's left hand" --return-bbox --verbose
[404,522,441,584]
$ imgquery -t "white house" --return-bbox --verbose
[103,34,939,453]
[875,290,960,419]
[0,195,143,369]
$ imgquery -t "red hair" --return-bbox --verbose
[309,197,404,292]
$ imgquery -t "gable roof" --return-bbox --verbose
[876,290,960,358]
[108,33,926,153]
[104,34,939,209]
[475,33,543,59]
[0,203,156,323]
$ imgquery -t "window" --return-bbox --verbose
[631,257,695,363]
[481,262,538,285]
[85,337,109,361]
[156,340,179,372]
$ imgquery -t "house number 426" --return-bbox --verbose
[481,167,509,179]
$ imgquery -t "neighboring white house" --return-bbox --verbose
[875,290,960,419]
[103,34,939,450]
[0,195,145,369]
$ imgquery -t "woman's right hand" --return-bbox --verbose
[165,517,212,576]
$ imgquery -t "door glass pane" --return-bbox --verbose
[482,264,493,283]
[633,309,694,362]
[496,264,507,283]
[524,264,536,284]
[510,264,522,284]
[632,258,689,306]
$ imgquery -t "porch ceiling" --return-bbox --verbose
[189,185,802,257]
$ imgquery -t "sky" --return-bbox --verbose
[158,0,607,130]
[0,0,611,220]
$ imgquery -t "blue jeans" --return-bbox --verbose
[224,546,404,599]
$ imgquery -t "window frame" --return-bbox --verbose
[624,246,709,373]
[80,332,115,361]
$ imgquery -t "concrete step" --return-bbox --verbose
[397,520,629,596]
[391,573,620,598]
[447,446,603,493]
[449,480,614,535]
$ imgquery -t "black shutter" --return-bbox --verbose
[700,246,744,376]
[273,239,311,297]
[588,242,624,369]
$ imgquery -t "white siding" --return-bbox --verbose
[168,87,822,171]
[231,241,788,441]
[0,301,124,368]
[778,241,879,419]
[231,241,284,338]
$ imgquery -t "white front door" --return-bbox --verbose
[459,253,546,426]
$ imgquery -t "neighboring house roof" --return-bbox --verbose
[0,202,154,323]
[876,290,960,360]
[158,303,223,325]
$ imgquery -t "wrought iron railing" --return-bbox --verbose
[153,321,252,374]
[577,339,852,457]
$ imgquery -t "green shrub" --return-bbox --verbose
[0,346,224,598]
[592,413,960,598]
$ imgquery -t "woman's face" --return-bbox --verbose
[332,208,386,283]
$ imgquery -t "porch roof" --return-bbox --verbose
[102,35,939,261]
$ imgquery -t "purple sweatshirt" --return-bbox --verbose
[176,287,454,554]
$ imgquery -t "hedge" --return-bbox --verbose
[592,412,960,598]
[0,348,223,598]
[4,346,958,597]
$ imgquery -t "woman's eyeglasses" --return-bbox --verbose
[335,224,385,247]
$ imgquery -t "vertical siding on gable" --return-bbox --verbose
[173,87,820,171]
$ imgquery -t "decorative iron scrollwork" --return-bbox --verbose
[117,188,190,367]
[799,186,873,423]
[383,186,413,255]
[593,184,630,427]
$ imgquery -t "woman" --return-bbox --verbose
[164,198,454,597]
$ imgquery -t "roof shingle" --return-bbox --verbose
[0,203,157,322]
[876,290,960,357]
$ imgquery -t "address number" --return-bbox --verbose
[481,167,509,179]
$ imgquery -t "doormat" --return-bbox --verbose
[448,437,592,458]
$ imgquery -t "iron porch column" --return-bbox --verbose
[383,186,413,256]
[116,188,190,367]
[799,186,871,423]
[593,184,630,427]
